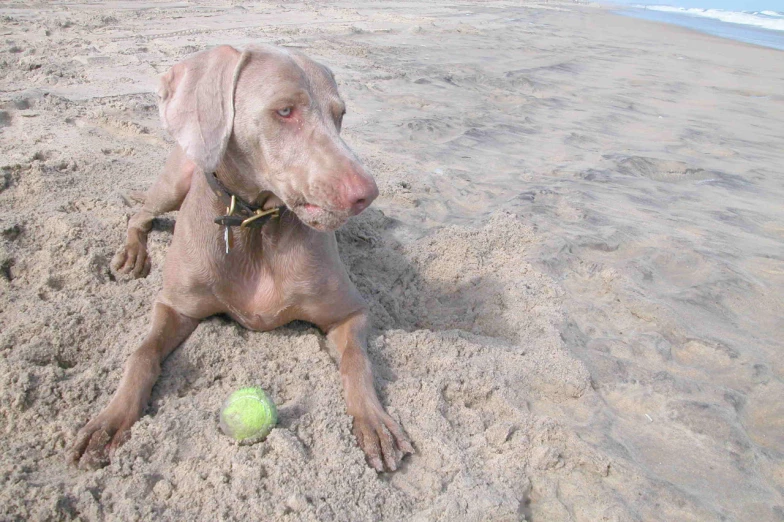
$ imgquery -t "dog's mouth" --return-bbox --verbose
[258,192,349,232]
[291,202,348,231]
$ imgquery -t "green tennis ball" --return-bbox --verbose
[219,387,277,443]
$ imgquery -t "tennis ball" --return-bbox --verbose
[219,387,277,443]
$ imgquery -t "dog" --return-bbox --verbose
[69,44,413,472]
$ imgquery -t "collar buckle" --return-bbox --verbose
[240,207,281,228]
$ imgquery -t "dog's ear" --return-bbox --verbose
[158,45,242,173]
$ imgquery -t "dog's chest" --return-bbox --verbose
[212,245,321,331]
[218,279,284,331]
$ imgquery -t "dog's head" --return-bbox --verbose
[158,45,377,231]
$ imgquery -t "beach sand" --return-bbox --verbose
[1,1,783,520]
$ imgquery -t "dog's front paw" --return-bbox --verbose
[69,407,138,470]
[112,240,151,278]
[351,405,414,472]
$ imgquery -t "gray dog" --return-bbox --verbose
[69,44,413,472]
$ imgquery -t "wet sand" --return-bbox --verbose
[1,1,783,520]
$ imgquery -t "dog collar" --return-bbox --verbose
[206,171,285,229]
[206,171,286,254]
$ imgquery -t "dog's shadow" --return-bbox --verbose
[334,208,515,385]
[339,209,512,330]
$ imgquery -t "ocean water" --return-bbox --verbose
[611,3,784,50]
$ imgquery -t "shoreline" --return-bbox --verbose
[605,3,784,51]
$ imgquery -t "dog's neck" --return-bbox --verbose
[213,159,267,210]
[201,158,308,257]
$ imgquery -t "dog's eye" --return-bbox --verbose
[277,107,293,118]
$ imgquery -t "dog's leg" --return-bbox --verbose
[69,302,198,469]
[328,312,414,471]
[113,148,195,278]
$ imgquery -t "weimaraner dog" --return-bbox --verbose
[69,44,413,472]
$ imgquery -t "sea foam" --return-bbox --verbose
[635,5,784,32]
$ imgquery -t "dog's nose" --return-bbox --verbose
[341,172,378,215]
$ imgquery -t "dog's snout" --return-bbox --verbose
[341,170,378,216]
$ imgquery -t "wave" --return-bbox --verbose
[634,5,784,32]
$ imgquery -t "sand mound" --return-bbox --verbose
[0,194,620,520]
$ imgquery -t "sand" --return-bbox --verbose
[1,1,783,521]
